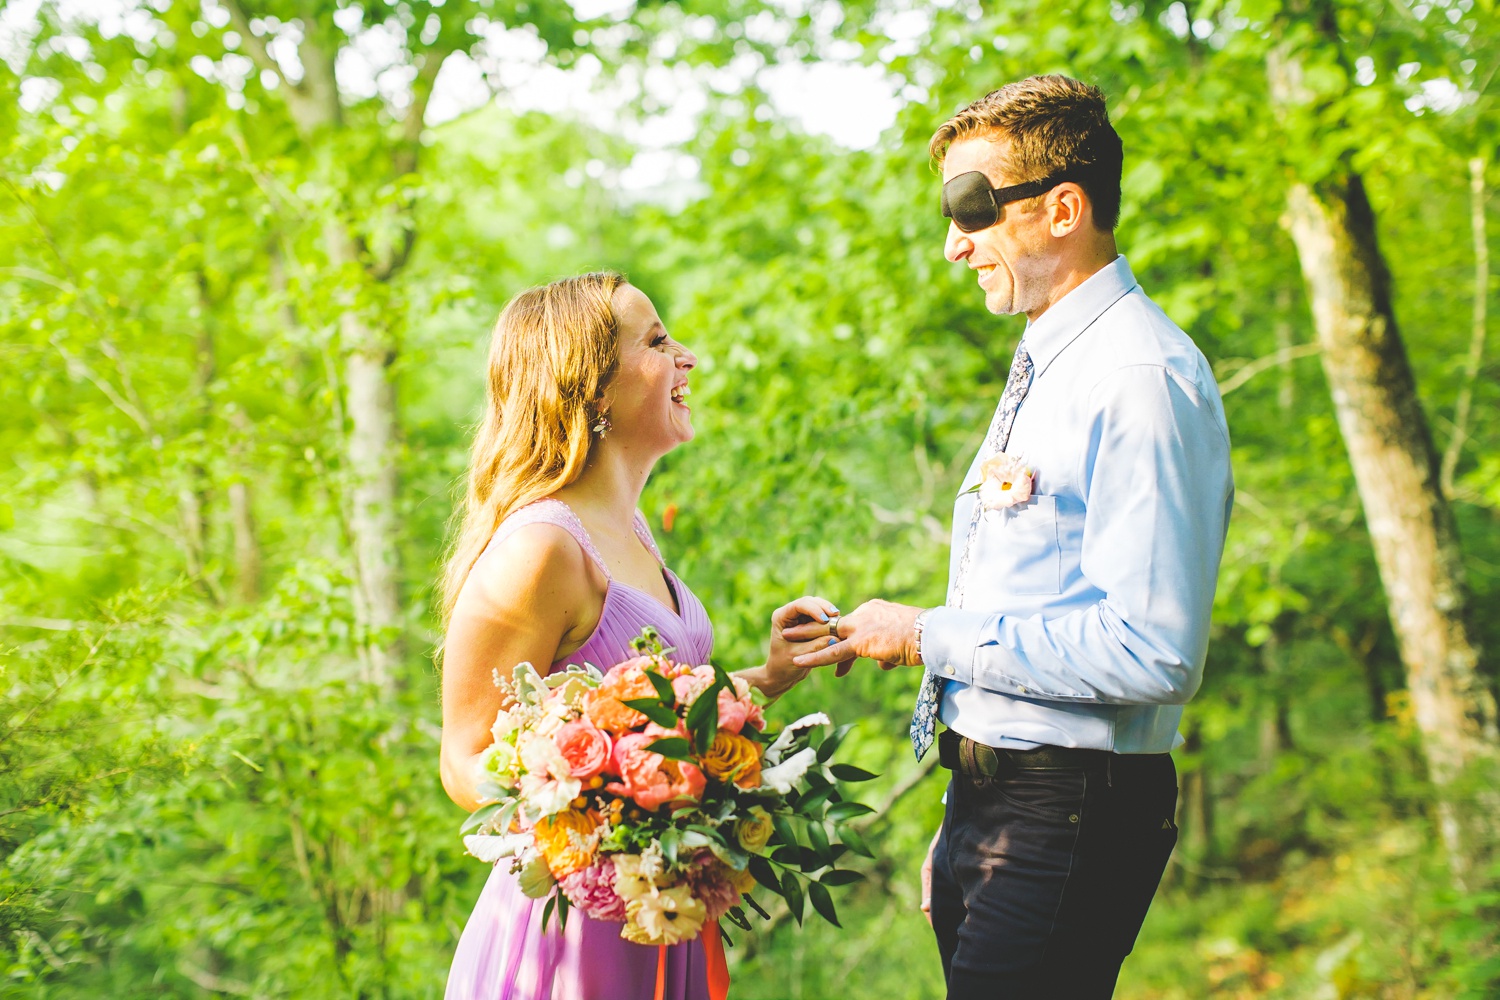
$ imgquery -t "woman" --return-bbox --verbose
[439,272,833,1000]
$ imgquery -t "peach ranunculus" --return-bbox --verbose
[606,733,706,811]
[974,452,1033,511]
[554,719,612,779]
[700,731,761,789]
[585,657,661,734]
[533,808,601,879]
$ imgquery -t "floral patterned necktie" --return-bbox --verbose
[910,343,1034,761]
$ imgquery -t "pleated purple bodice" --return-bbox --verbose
[445,498,716,1000]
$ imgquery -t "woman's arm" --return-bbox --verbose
[439,525,597,812]
[736,596,841,700]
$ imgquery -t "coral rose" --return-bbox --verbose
[607,733,706,811]
[554,719,611,779]
[533,808,600,880]
[701,731,761,789]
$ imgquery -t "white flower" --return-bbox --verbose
[490,709,518,743]
[520,734,571,781]
[519,773,581,817]
[611,854,657,902]
[763,712,831,766]
[759,747,818,794]
[973,452,1033,511]
[623,884,706,946]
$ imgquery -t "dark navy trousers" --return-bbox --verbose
[929,753,1178,999]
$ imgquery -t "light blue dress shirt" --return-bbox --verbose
[920,256,1233,754]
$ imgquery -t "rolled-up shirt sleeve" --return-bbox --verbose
[920,363,1232,705]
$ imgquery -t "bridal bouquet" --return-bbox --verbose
[462,628,876,947]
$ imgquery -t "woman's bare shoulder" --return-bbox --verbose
[454,522,594,623]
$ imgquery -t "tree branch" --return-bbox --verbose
[1216,341,1321,397]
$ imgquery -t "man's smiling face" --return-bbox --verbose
[941,135,1055,317]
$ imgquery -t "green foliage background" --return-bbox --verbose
[3,0,1498,997]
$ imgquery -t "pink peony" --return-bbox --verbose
[684,852,742,922]
[554,719,612,779]
[559,859,628,921]
[606,733,706,811]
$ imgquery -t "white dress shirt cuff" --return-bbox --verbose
[920,606,989,687]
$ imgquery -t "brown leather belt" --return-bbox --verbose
[937,728,1118,779]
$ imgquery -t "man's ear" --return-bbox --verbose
[1048,183,1091,238]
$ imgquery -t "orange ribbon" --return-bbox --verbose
[651,921,731,1000]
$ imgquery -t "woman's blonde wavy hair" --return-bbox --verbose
[439,271,626,626]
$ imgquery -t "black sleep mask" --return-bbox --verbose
[941,170,1072,233]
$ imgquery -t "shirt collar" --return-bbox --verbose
[1020,255,1138,378]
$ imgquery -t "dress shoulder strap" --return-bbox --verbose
[633,510,665,566]
[488,498,610,579]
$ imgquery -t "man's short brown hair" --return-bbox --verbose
[930,75,1124,231]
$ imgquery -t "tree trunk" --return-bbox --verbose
[325,224,403,684]
[1280,170,1498,878]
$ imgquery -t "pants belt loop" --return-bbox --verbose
[1107,753,1113,788]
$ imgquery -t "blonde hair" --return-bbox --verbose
[440,271,626,625]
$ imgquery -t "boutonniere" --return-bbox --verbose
[961,452,1034,511]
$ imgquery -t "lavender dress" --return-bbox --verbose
[445,499,716,1000]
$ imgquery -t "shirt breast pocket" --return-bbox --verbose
[973,493,1063,596]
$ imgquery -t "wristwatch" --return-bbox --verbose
[912,607,935,664]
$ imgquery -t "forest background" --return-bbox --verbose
[3,0,1499,996]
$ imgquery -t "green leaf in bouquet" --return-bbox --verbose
[816,723,855,763]
[685,681,722,751]
[645,669,676,706]
[661,825,681,867]
[796,847,825,872]
[781,870,805,925]
[622,698,680,729]
[646,737,695,761]
[837,824,875,859]
[557,892,571,932]
[476,779,507,802]
[541,894,558,932]
[748,856,782,896]
[829,764,878,782]
[807,820,834,865]
[724,905,752,931]
[685,824,748,869]
[818,869,866,886]
[771,814,800,848]
[629,626,673,658]
[803,769,832,790]
[771,844,803,866]
[807,880,841,928]
[797,785,836,815]
[826,801,875,823]
[461,801,502,834]
[680,830,713,852]
[742,893,771,920]
[711,662,735,691]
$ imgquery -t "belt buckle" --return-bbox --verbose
[959,737,1000,779]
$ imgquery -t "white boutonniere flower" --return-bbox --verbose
[961,452,1034,511]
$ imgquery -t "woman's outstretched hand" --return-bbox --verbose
[743,595,842,699]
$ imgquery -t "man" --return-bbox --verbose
[791,75,1234,997]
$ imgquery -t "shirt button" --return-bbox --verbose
[944,666,955,675]
[1019,686,1028,694]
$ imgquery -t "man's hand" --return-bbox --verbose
[787,599,925,676]
[921,827,941,926]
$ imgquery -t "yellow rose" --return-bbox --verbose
[533,809,600,879]
[701,731,761,789]
[728,865,757,894]
[735,806,774,853]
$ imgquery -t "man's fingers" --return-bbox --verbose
[783,619,838,642]
[877,660,899,671]
[834,657,857,678]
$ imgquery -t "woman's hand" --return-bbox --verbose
[737,596,841,700]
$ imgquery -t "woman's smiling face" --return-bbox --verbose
[604,284,698,457]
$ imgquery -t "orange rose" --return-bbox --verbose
[585,658,660,735]
[534,809,600,879]
[701,731,762,789]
